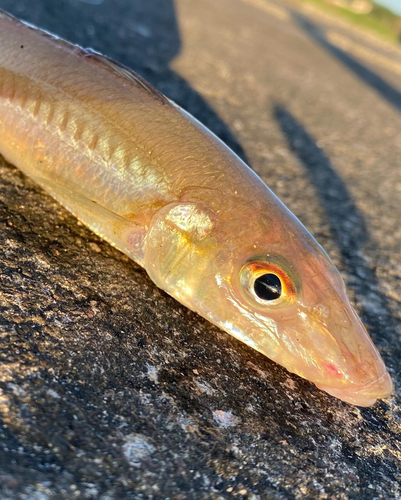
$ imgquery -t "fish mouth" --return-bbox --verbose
[316,371,393,407]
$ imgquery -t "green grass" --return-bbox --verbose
[294,0,401,43]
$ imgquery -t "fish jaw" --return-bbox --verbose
[292,299,393,406]
[316,371,393,407]
[291,261,394,405]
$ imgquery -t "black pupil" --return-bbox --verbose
[254,273,282,301]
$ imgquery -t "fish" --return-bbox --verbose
[0,9,393,407]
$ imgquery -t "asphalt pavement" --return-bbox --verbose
[0,0,400,498]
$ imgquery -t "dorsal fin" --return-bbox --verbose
[81,49,168,105]
[0,8,168,105]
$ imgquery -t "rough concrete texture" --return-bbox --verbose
[0,0,401,498]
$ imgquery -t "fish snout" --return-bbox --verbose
[288,291,393,406]
[316,370,393,407]
[310,301,393,406]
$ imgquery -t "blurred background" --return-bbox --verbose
[0,0,401,498]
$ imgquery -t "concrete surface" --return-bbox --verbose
[0,0,401,498]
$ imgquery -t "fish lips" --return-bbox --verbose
[316,371,393,407]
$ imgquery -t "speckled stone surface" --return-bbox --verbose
[0,0,400,498]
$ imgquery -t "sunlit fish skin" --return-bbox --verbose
[0,10,393,406]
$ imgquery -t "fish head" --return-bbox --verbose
[228,244,392,406]
[222,200,393,406]
[145,200,392,406]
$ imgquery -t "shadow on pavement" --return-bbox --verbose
[0,0,247,161]
[274,103,396,343]
[110,0,248,160]
[293,12,401,113]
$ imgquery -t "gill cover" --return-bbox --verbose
[145,202,217,309]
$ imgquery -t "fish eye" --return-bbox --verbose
[239,260,297,307]
[253,273,282,301]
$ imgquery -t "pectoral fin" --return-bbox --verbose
[31,176,147,266]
